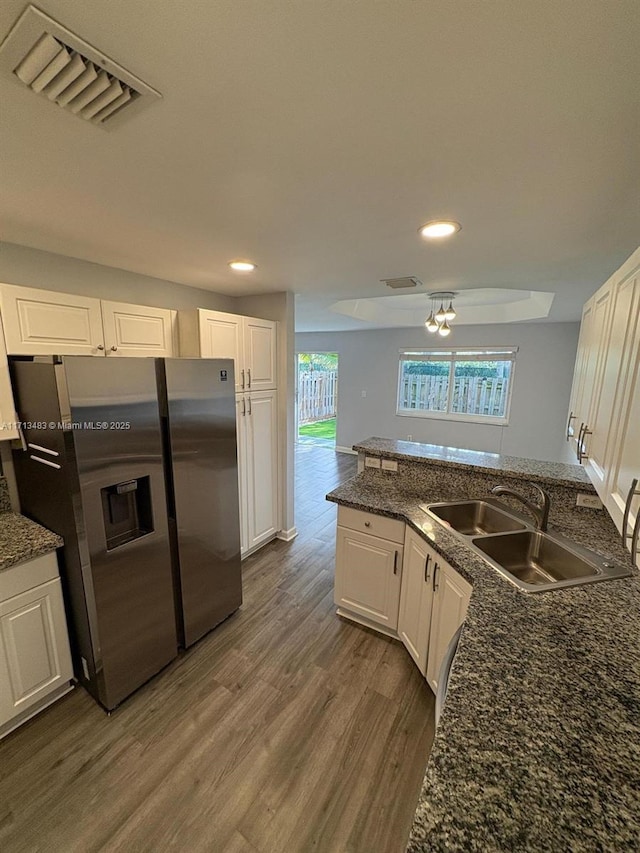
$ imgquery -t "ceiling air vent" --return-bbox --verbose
[0,5,161,129]
[381,277,423,290]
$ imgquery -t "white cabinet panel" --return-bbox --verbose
[0,577,73,728]
[397,528,435,675]
[426,560,472,694]
[0,314,18,440]
[245,390,278,550]
[236,390,278,556]
[199,312,243,391]
[244,317,277,391]
[0,283,104,356]
[101,301,176,357]
[335,526,403,631]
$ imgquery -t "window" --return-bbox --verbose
[397,348,517,425]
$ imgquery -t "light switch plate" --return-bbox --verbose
[381,459,398,472]
[365,456,381,469]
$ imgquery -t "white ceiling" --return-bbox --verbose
[1,0,639,332]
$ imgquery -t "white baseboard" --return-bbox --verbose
[335,446,357,455]
[276,527,298,542]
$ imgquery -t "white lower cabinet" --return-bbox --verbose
[333,511,473,692]
[397,528,436,675]
[0,551,74,738]
[425,559,472,694]
[236,389,278,556]
[334,507,405,632]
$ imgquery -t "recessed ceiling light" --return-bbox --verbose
[418,220,461,239]
[228,260,257,272]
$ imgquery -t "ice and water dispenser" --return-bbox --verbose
[100,476,154,550]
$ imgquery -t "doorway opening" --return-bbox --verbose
[297,353,338,447]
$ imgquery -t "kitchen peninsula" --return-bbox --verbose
[327,438,640,851]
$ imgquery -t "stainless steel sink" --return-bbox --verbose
[471,529,631,592]
[423,500,528,536]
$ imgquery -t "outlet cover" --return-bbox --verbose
[576,493,603,509]
[381,459,398,472]
[365,456,381,469]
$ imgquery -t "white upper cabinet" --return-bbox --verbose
[243,317,277,391]
[0,284,178,358]
[0,283,104,356]
[567,247,639,563]
[101,301,177,357]
[180,309,277,392]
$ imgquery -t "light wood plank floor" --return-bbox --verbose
[0,445,435,853]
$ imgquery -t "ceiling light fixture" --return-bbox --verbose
[229,260,256,272]
[418,220,461,239]
[426,292,457,336]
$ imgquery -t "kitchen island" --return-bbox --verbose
[327,439,640,852]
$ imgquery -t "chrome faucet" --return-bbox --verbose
[491,483,551,532]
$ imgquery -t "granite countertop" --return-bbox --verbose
[0,512,63,572]
[327,476,640,851]
[354,437,593,490]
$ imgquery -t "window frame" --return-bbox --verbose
[396,347,518,426]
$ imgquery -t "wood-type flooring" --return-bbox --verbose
[0,444,435,853]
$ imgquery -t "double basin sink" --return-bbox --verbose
[422,500,631,593]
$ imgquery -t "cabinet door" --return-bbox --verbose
[397,529,435,675]
[0,314,18,440]
[0,578,73,728]
[335,526,403,631]
[605,312,640,565]
[236,395,249,557]
[572,286,613,461]
[245,390,278,550]
[585,271,639,494]
[0,283,104,356]
[243,317,277,391]
[426,560,472,694]
[199,311,244,392]
[101,301,176,357]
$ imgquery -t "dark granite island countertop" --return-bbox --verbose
[0,512,63,572]
[354,436,593,490]
[326,475,640,852]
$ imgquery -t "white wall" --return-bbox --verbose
[0,242,238,312]
[296,322,580,463]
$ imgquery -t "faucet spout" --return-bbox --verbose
[490,483,551,532]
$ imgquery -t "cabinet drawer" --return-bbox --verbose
[337,506,405,543]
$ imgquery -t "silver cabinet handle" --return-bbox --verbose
[248,397,252,415]
[393,550,399,574]
[424,553,431,582]
[241,397,246,416]
[579,426,591,463]
[576,423,585,461]
[566,411,575,440]
[247,368,251,388]
[241,369,245,389]
[96,344,104,351]
[433,563,440,592]
[622,478,639,545]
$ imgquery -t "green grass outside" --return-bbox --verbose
[298,418,336,440]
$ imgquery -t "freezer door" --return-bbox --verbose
[160,358,242,647]
[64,356,177,709]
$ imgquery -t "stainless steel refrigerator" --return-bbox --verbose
[10,356,242,711]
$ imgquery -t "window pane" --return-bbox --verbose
[451,360,512,418]
[399,360,450,412]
